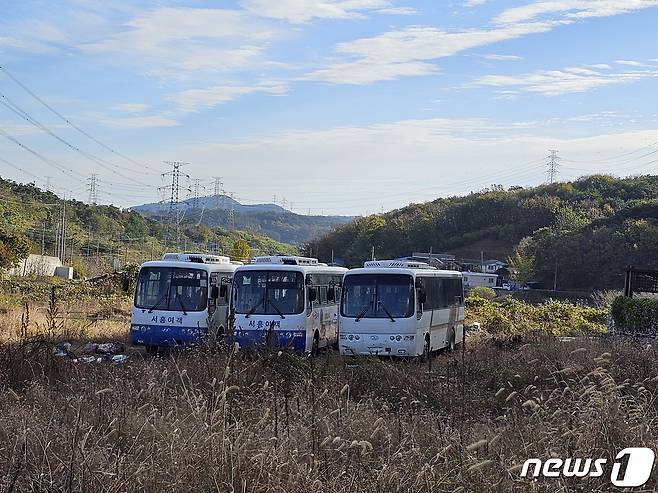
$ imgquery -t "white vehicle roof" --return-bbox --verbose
[236,256,347,275]
[138,253,239,273]
[346,259,461,278]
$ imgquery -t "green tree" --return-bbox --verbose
[507,238,535,286]
[230,239,251,262]
[0,229,31,269]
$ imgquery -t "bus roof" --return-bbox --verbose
[235,263,347,275]
[138,259,239,273]
[346,267,462,278]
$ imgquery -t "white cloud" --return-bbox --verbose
[81,7,277,75]
[239,0,413,23]
[616,59,648,67]
[305,22,558,84]
[473,64,658,96]
[494,0,658,25]
[99,115,179,128]
[464,0,489,6]
[114,103,149,113]
[147,119,658,214]
[482,54,524,61]
[169,82,289,112]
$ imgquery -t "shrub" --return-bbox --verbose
[466,297,607,338]
[468,286,496,300]
[611,296,658,334]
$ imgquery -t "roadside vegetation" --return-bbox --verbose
[1,328,657,491]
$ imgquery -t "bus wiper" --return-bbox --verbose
[267,297,286,319]
[245,296,265,318]
[355,302,372,322]
[148,291,169,313]
[378,301,396,322]
[175,292,188,316]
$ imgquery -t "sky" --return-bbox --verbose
[1,0,658,216]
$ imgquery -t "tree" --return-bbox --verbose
[0,229,31,270]
[230,239,251,262]
[507,238,535,286]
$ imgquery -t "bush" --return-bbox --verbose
[611,296,658,334]
[466,297,607,338]
[468,286,496,300]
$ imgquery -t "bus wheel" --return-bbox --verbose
[421,335,431,362]
[448,329,456,352]
[311,332,320,357]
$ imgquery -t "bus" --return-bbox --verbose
[231,256,347,354]
[131,253,239,350]
[339,259,464,358]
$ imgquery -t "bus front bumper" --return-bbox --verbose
[130,324,208,347]
[339,333,417,357]
[235,328,307,352]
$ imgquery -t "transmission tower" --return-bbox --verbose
[44,176,52,193]
[547,150,560,184]
[87,174,99,204]
[191,179,203,208]
[212,176,223,208]
[159,161,190,249]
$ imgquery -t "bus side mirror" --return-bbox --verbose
[327,286,335,302]
[308,287,317,303]
[211,286,219,299]
[418,289,426,304]
[219,285,228,298]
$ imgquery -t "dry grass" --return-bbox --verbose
[1,315,658,492]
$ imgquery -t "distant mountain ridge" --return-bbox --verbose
[132,195,353,244]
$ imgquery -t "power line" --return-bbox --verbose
[0,90,158,187]
[0,65,162,175]
[0,126,86,185]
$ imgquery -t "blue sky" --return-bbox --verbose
[2,0,658,215]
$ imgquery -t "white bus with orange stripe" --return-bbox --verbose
[339,260,464,358]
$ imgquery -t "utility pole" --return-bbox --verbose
[547,150,560,184]
[159,161,190,251]
[227,192,236,229]
[44,176,52,193]
[41,221,46,256]
[87,174,99,204]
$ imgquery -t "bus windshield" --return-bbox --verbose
[233,270,304,316]
[341,274,415,319]
[135,267,208,312]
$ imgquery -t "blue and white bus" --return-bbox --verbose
[231,256,347,354]
[339,260,464,358]
[131,253,239,350]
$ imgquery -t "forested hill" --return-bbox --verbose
[307,175,658,291]
[0,177,296,276]
[133,196,352,245]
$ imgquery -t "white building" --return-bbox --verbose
[482,260,507,274]
[462,272,498,290]
[7,254,63,277]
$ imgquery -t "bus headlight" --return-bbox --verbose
[395,335,402,342]
[354,334,360,340]
[348,335,354,341]
[390,335,395,341]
